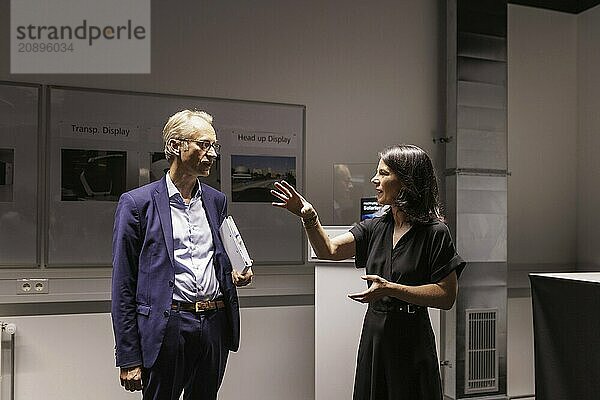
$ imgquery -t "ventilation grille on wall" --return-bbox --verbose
[465,308,498,394]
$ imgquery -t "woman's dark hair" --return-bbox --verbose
[379,144,444,224]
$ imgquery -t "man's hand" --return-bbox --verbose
[120,365,143,392]
[232,267,254,287]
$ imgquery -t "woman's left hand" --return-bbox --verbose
[348,275,391,303]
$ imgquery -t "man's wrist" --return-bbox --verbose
[120,364,142,371]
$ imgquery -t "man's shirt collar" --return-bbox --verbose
[165,172,202,201]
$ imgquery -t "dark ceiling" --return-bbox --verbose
[509,0,600,13]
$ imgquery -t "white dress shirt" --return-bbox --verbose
[166,173,221,302]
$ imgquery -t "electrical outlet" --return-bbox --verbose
[16,278,49,295]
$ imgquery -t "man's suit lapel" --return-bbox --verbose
[154,177,175,268]
[200,182,222,244]
[200,183,227,282]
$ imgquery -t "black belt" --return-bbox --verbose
[171,299,226,313]
[371,302,423,314]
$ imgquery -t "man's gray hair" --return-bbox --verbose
[163,110,214,162]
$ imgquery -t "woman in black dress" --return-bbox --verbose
[271,144,466,400]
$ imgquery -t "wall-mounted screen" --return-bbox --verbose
[231,155,296,203]
[61,149,127,202]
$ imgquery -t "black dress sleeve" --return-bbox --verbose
[428,223,466,283]
[350,219,373,268]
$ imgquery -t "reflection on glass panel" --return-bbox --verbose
[0,148,14,202]
[0,84,38,266]
[333,163,379,225]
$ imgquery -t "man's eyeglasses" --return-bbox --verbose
[179,139,221,155]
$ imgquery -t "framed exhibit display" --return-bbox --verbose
[48,86,305,266]
[0,82,40,267]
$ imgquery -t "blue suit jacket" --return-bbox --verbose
[111,177,240,368]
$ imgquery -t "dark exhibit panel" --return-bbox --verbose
[530,273,600,400]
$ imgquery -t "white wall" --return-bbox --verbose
[0,306,314,400]
[0,314,138,400]
[507,5,578,398]
[577,4,600,271]
[507,296,535,397]
[315,264,365,400]
[220,306,314,400]
[507,5,578,270]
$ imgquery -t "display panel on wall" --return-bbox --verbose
[231,155,296,202]
[0,82,39,267]
[48,86,305,266]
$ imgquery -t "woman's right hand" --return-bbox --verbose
[271,181,315,219]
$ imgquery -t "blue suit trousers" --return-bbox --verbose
[142,308,229,400]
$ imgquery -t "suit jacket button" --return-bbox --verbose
[168,280,174,287]
[164,310,169,317]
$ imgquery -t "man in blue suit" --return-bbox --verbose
[111,109,253,400]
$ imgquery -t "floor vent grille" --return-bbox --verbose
[465,308,498,394]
